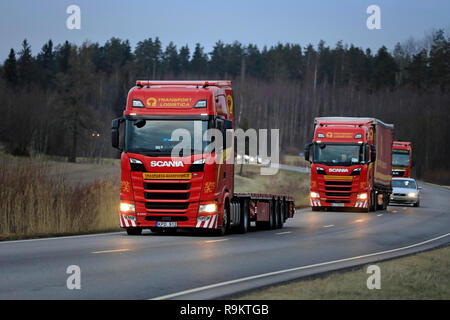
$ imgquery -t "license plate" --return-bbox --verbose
[331,203,345,207]
[143,172,192,180]
[156,222,177,228]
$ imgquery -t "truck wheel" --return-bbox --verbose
[276,201,284,228]
[126,227,142,235]
[369,191,376,212]
[236,200,250,234]
[215,205,230,236]
[272,201,279,229]
[312,207,320,212]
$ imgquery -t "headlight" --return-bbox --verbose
[130,158,143,164]
[120,202,136,213]
[193,158,205,165]
[357,193,368,200]
[198,203,217,213]
[310,192,320,198]
[408,192,417,198]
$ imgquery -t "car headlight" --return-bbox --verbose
[357,193,368,200]
[198,203,217,213]
[120,202,135,213]
[408,192,417,198]
[310,192,320,198]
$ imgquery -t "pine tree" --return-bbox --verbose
[17,39,34,84]
[3,48,18,86]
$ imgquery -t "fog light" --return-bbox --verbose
[357,193,368,200]
[310,192,320,198]
[120,202,135,213]
[198,203,217,213]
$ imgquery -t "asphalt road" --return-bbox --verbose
[0,182,449,300]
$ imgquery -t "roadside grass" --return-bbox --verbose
[234,164,310,208]
[0,159,120,241]
[281,154,310,168]
[236,245,450,300]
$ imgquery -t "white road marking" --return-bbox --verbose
[276,231,292,235]
[0,232,124,245]
[91,249,130,254]
[323,225,334,228]
[354,219,364,223]
[150,233,450,300]
[205,239,229,243]
[377,214,383,217]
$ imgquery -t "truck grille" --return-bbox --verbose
[144,192,190,200]
[325,192,351,197]
[145,202,189,210]
[143,182,190,190]
[323,179,352,199]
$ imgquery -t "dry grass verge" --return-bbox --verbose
[0,160,120,240]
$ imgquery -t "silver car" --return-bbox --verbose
[389,178,421,207]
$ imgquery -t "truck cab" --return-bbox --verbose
[112,81,235,235]
[392,141,412,178]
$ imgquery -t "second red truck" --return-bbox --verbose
[305,117,394,212]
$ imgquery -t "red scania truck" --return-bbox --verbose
[304,117,394,212]
[111,80,295,235]
[392,141,413,177]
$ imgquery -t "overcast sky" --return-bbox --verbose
[0,0,449,60]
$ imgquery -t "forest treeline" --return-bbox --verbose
[0,30,449,182]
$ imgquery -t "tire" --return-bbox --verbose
[276,201,284,229]
[126,227,142,235]
[312,207,320,212]
[236,200,250,234]
[215,204,229,236]
[369,191,376,212]
[413,200,420,207]
[272,201,279,229]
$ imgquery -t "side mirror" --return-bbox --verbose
[111,118,123,150]
[418,186,422,190]
[371,145,376,162]
[304,143,312,162]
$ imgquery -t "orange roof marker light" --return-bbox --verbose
[135,80,232,88]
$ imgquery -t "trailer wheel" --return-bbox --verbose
[126,227,142,235]
[276,201,284,228]
[272,200,280,229]
[236,200,250,234]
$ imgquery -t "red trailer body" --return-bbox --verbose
[304,117,394,212]
[392,141,412,177]
[112,81,295,235]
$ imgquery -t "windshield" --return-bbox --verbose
[392,151,410,167]
[125,119,209,156]
[313,143,364,165]
[392,179,417,189]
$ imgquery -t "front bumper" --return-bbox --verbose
[389,195,418,204]
[120,211,219,229]
[310,198,368,209]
